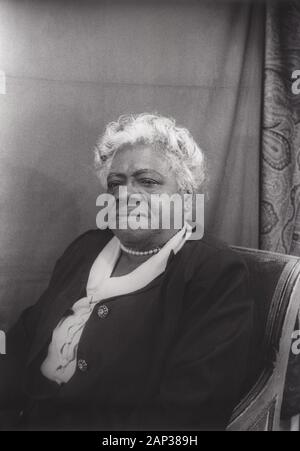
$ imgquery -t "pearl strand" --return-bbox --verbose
[120,243,161,256]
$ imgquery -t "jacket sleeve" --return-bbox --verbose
[133,248,254,431]
[0,230,93,416]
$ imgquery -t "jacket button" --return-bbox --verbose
[77,359,88,372]
[97,304,109,319]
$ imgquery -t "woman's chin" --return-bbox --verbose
[110,215,150,232]
[111,227,157,248]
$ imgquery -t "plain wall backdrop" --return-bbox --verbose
[0,0,264,329]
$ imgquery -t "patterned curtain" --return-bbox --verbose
[261,1,300,256]
[261,1,300,421]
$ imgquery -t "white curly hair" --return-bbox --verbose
[94,113,207,194]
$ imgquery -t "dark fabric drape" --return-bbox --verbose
[261,0,300,255]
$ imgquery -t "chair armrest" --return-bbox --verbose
[227,256,300,431]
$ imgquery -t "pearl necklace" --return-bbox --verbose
[120,243,161,256]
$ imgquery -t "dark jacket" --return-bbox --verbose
[0,229,254,431]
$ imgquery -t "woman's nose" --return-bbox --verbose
[125,180,140,197]
[115,181,138,202]
[120,182,146,209]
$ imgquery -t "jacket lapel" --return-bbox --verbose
[27,269,89,366]
[27,232,112,365]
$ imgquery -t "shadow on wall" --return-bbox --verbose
[0,164,82,331]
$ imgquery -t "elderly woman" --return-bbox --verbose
[0,114,253,431]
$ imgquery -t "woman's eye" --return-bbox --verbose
[107,181,123,190]
[139,179,159,187]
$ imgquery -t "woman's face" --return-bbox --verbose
[106,144,182,249]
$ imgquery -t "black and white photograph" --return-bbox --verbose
[1,0,300,433]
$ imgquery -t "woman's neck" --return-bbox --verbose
[110,251,151,277]
[121,251,151,265]
[119,228,179,253]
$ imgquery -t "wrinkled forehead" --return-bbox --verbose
[109,143,172,176]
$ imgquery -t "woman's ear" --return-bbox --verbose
[183,192,193,222]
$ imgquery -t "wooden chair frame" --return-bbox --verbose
[227,247,300,431]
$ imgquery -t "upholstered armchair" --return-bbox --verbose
[227,246,300,431]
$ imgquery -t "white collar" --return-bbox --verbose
[86,223,192,301]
